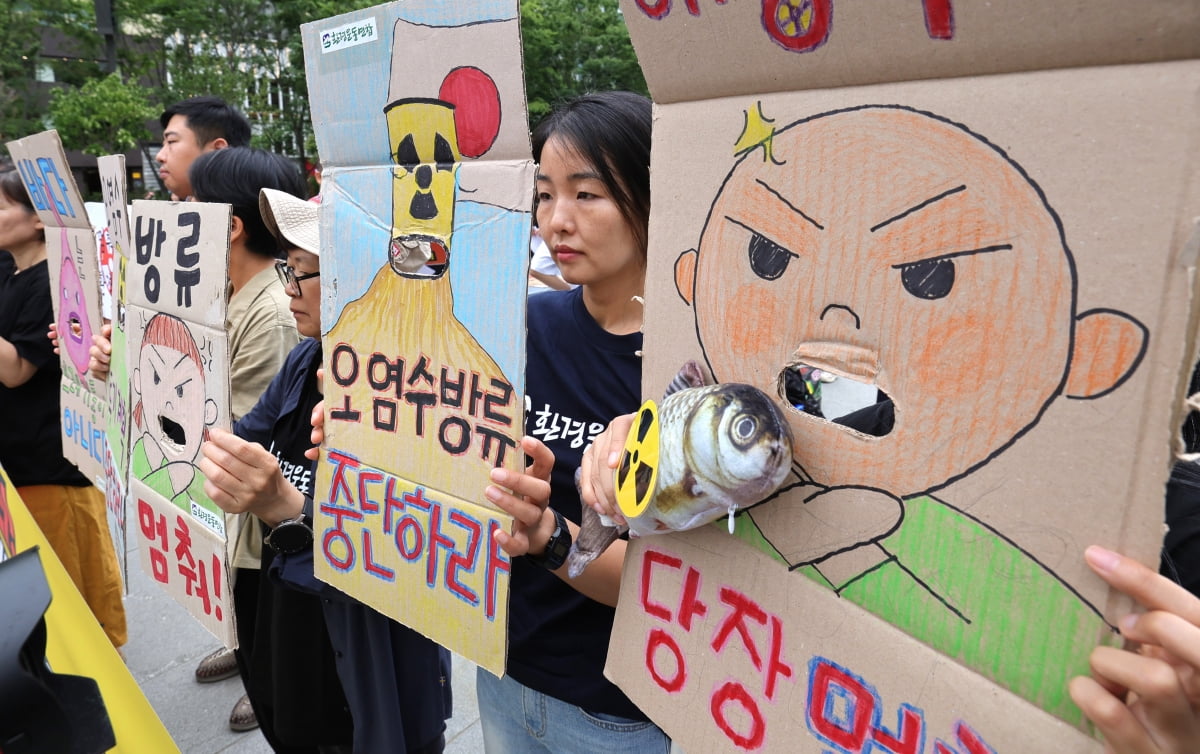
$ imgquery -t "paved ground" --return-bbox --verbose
[123,537,484,753]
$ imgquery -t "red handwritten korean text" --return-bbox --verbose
[137,497,225,621]
[638,547,995,752]
[320,449,510,620]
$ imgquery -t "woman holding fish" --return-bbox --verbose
[476,91,672,752]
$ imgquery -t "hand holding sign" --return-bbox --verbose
[1070,546,1200,753]
[199,428,305,528]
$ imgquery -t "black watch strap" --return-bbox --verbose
[526,508,571,571]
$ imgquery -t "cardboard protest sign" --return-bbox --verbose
[0,464,176,751]
[302,0,534,675]
[610,1,1200,750]
[126,199,235,644]
[98,155,133,589]
[5,130,107,483]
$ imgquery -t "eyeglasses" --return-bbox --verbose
[275,261,320,296]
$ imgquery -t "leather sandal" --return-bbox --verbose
[194,647,238,683]
[229,694,259,732]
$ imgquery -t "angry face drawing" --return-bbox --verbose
[677,105,1144,499]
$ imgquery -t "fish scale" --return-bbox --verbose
[566,373,793,579]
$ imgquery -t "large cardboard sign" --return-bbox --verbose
[5,130,107,484]
[611,1,1200,750]
[302,0,534,675]
[0,464,176,752]
[126,199,235,645]
[98,154,132,589]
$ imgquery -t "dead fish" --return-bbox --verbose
[566,361,793,578]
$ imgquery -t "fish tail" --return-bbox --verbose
[565,502,622,579]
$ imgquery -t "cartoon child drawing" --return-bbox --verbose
[130,312,222,531]
[673,104,1146,723]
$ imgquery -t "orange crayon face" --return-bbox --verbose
[681,107,1077,494]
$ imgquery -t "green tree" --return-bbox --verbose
[0,0,47,147]
[521,0,648,124]
[48,72,157,155]
[115,0,376,165]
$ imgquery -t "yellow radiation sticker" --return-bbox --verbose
[615,399,659,519]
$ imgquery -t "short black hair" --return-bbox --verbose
[160,96,252,149]
[189,147,306,258]
[532,91,652,257]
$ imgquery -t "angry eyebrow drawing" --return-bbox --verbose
[672,103,1148,724]
[129,312,223,534]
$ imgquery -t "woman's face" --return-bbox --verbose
[0,190,43,252]
[284,247,322,338]
[535,137,642,289]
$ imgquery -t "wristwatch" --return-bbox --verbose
[265,497,314,555]
[526,508,571,571]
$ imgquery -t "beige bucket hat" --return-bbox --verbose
[259,188,320,255]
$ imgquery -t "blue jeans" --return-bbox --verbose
[477,667,670,753]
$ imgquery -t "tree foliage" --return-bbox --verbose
[0,0,48,146]
[5,0,649,160]
[521,0,648,124]
[48,72,157,155]
[107,0,382,164]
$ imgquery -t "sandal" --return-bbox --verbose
[229,694,259,732]
[194,647,238,683]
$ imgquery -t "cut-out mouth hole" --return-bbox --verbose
[778,364,895,437]
[159,416,187,446]
[390,235,448,279]
[67,316,83,341]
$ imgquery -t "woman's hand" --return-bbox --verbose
[88,324,113,381]
[47,322,60,355]
[487,436,555,558]
[199,428,304,526]
[577,412,635,524]
[1069,545,1200,753]
[304,369,325,461]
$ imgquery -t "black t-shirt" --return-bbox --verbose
[0,253,87,487]
[507,287,646,719]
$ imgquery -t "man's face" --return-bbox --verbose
[688,107,1075,494]
[155,115,204,199]
[137,342,208,463]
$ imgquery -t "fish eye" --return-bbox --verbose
[747,231,797,281]
[731,414,758,446]
[898,257,955,299]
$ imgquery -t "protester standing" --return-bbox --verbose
[0,167,127,648]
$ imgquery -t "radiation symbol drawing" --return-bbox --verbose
[616,399,660,519]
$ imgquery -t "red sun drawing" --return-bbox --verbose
[439,66,502,159]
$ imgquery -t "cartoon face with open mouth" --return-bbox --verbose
[133,314,217,485]
[677,106,1143,497]
[59,250,94,378]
